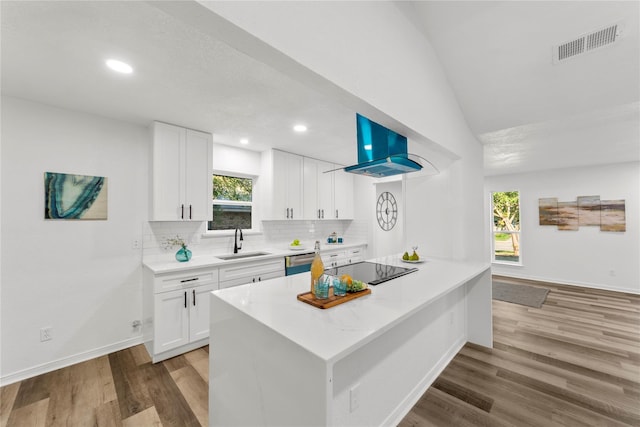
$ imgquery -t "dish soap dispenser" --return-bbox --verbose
[310,241,324,296]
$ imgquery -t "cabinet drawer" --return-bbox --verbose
[322,250,345,267]
[219,259,284,283]
[154,269,218,294]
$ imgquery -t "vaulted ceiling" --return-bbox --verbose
[2,1,638,175]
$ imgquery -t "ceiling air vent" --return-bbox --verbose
[553,23,622,64]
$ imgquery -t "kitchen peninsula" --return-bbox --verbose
[209,255,492,426]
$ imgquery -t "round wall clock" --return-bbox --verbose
[376,191,398,231]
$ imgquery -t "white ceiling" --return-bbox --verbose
[399,1,640,175]
[2,1,638,175]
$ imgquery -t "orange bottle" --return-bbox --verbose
[310,241,324,296]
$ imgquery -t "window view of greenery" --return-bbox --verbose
[208,175,252,231]
[492,191,520,263]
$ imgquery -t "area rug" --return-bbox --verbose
[492,281,549,308]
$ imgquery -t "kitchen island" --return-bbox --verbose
[209,255,491,426]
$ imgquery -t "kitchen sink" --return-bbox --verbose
[216,251,272,260]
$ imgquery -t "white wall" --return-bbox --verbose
[0,97,149,384]
[373,181,403,258]
[185,1,487,263]
[485,162,639,294]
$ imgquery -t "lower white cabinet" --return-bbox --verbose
[322,245,366,268]
[143,267,218,363]
[219,258,285,289]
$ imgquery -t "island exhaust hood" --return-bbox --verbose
[343,114,435,178]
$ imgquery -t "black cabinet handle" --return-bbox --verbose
[286,208,289,219]
[180,277,199,283]
[184,291,187,308]
[181,204,184,219]
[317,209,320,219]
[291,208,294,219]
[189,205,192,219]
[193,289,196,306]
[336,209,338,218]
[258,277,261,282]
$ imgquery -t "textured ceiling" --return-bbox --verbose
[2,1,638,175]
[399,1,640,175]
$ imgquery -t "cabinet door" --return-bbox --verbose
[151,122,184,220]
[272,151,290,219]
[154,289,189,353]
[184,129,213,221]
[333,167,354,219]
[317,160,333,219]
[287,153,303,219]
[303,158,319,219]
[272,151,303,219]
[189,283,216,342]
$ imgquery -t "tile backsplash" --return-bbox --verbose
[142,219,368,262]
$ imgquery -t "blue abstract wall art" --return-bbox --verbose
[44,172,108,220]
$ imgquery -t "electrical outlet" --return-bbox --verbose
[132,239,141,250]
[349,383,360,412]
[40,327,53,342]
[132,320,142,330]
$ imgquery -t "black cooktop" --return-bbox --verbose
[325,261,418,286]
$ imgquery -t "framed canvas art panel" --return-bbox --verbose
[557,201,578,231]
[577,195,600,226]
[538,197,558,225]
[44,172,108,220]
[600,200,625,232]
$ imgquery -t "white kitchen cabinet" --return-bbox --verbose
[322,245,365,268]
[322,249,345,268]
[150,121,213,221]
[143,266,218,362]
[345,247,364,264]
[303,158,334,220]
[219,258,285,289]
[267,150,303,220]
[333,167,354,220]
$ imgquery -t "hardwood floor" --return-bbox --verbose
[2,276,638,426]
[400,276,640,427]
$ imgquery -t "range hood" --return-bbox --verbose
[344,114,432,178]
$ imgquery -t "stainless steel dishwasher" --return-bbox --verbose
[284,251,315,276]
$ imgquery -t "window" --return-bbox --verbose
[208,174,253,231]
[491,191,520,263]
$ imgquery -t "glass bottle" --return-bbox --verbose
[310,241,324,296]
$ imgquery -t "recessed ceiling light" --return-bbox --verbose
[240,138,249,145]
[106,59,133,74]
[293,124,307,133]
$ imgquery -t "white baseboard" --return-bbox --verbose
[0,336,144,387]
[382,336,467,427]
[493,272,640,295]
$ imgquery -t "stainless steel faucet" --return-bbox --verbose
[234,228,243,253]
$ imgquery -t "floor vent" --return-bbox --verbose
[554,23,622,64]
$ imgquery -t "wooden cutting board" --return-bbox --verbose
[297,287,371,309]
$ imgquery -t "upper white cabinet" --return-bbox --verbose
[262,149,303,220]
[333,167,354,220]
[262,150,354,221]
[302,158,354,220]
[303,158,334,220]
[150,121,213,221]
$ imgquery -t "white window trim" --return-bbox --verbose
[490,191,522,266]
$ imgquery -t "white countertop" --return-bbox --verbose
[211,255,490,363]
[143,241,367,274]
